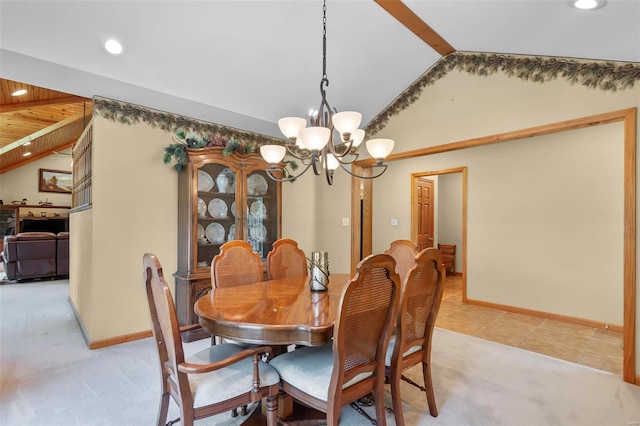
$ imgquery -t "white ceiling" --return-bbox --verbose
[1,0,638,138]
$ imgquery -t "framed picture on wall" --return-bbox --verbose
[39,169,72,194]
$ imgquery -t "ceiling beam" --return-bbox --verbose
[0,111,87,155]
[374,0,456,56]
[0,141,76,174]
[0,96,90,113]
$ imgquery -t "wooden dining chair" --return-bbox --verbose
[269,253,400,426]
[385,247,445,425]
[142,253,279,426]
[384,239,419,280]
[211,240,264,288]
[266,238,308,280]
[437,243,456,274]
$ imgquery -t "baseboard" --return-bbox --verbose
[68,297,205,349]
[68,296,93,348]
[464,297,623,333]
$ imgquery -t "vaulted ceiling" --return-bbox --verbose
[0,79,92,173]
[1,0,638,173]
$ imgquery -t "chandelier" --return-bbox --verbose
[260,0,394,185]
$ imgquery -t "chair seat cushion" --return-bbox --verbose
[270,343,333,401]
[269,343,373,402]
[384,335,422,366]
[186,343,280,408]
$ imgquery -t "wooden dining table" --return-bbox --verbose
[194,274,351,347]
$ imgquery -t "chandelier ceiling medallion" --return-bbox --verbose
[260,0,394,185]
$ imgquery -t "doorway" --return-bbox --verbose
[411,168,467,298]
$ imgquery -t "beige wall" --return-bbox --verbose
[71,118,181,340]
[0,155,72,207]
[72,116,319,341]
[355,70,638,375]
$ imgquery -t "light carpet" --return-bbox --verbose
[1,280,639,425]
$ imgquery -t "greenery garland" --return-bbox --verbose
[365,52,640,136]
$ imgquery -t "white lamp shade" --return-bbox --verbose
[366,138,394,160]
[332,111,362,135]
[260,145,286,164]
[325,153,340,171]
[298,126,331,151]
[351,129,365,148]
[278,117,307,139]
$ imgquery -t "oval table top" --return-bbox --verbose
[195,274,351,347]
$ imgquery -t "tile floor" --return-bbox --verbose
[436,275,624,376]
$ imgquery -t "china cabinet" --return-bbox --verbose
[175,147,281,341]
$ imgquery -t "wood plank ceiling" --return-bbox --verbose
[0,78,93,174]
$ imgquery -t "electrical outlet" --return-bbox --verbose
[342,217,350,226]
[390,218,398,226]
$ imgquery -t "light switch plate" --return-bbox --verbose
[342,217,350,226]
[390,218,398,226]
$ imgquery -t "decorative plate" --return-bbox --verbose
[197,198,207,218]
[228,224,236,241]
[247,174,268,196]
[249,200,267,219]
[208,198,228,219]
[197,170,214,192]
[249,224,267,242]
[230,201,236,218]
[205,222,225,244]
[197,223,205,241]
[218,168,236,194]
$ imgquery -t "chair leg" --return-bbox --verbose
[156,391,170,426]
[180,407,194,426]
[373,385,388,426]
[389,370,405,426]
[422,362,438,417]
[265,394,278,426]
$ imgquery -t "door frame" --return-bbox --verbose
[351,108,636,384]
[411,168,467,300]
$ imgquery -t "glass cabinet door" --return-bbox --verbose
[194,163,237,270]
[246,170,278,260]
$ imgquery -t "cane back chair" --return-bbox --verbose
[266,238,308,280]
[384,239,419,281]
[211,240,264,289]
[385,247,445,424]
[269,253,400,425]
[143,253,279,426]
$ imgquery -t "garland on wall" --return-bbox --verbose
[365,52,640,136]
[93,96,284,149]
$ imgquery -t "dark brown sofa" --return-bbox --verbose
[1,232,69,281]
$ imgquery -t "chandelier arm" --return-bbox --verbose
[284,144,312,161]
[325,167,334,185]
[338,163,389,180]
[311,152,323,176]
[264,161,313,182]
[334,152,359,165]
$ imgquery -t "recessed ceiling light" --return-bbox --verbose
[104,38,124,55]
[11,89,27,96]
[569,0,607,10]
